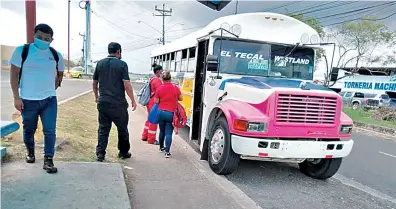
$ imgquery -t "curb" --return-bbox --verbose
[353,121,396,137]
[58,90,93,105]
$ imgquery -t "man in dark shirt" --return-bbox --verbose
[92,42,137,162]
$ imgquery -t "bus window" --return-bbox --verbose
[271,45,315,80]
[189,47,196,58]
[213,39,270,76]
[213,39,315,80]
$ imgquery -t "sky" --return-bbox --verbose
[1,0,395,77]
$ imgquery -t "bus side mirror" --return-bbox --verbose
[206,55,219,72]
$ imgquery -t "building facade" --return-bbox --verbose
[330,67,396,98]
[1,45,16,70]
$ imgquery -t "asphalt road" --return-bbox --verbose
[1,70,92,121]
[176,128,396,209]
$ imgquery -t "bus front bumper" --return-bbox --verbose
[231,135,354,159]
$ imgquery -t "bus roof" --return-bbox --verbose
[151,12,320,57]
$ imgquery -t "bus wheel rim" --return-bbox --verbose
[210,128,225,164]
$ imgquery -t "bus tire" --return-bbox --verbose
[298,158,342,180]
[208,117,240,175]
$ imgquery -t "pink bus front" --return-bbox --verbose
[205,77,354,180]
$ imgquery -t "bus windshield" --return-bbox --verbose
[213,39,315,80]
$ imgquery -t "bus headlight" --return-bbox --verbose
[247,122,267,132]
[340,125,353,135]
[233,119,267,132]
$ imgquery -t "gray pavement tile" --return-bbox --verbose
[1,161,131,209]
[130,179,238,209]
[125,108,242,209]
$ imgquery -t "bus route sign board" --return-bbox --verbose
[344,81,396,91]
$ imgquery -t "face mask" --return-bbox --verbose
[34,38,50,50]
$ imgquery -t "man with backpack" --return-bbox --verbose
[9,23,65,174]
[139,64,163,144]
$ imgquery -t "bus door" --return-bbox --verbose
[191,39,209,144]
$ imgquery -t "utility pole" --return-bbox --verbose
[80,0,91,74]
[154,4,172,45]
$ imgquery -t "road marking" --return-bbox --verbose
[354,127,396,142]
[58,90,93,105]
[379,151,396,159]
[333,174,396,205]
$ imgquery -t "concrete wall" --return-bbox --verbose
[1,45,16,70]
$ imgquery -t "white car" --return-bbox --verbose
[136,78,148,83]
[364,93,391,107]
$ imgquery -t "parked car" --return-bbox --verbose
[135,78,148,83]
[363,93,391,108]
[390,98,396,107]
[339,91,379,110]
[69,67,84,79]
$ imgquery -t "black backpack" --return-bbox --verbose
[18,43,59,84]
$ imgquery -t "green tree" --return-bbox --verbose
[330,18,396,69]
[63,58,77,68]
[289,14,396,86]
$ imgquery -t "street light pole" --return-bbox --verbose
[68,0,71,74]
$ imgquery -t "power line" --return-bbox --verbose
[94,1,140,26]
[264,1,302,12]
[320,2,395,25]
[364,10,396,21]
[289,1,345,15]
[167,25,205,33]
[323,6,396,27]
[91,10,153,40]
[314,1,394,20]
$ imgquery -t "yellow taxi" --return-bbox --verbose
[69,67,84,79]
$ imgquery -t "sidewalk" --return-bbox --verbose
[124,106,256,209]
[1,161,130,209]
[1,98,260,209]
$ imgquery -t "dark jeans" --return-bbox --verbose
[22,96,57,157]
[158,110,174,153]
[97,102,130,156]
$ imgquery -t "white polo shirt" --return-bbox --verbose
[9,44,65,100]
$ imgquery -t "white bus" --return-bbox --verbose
[149,12,354,179]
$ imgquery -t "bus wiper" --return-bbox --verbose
[285,43,300,57]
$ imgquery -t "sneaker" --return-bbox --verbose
[141,138,147,142]
[159,147,165,152]
[43,157,58,174]
[165,152,171,158]
[96,153,105,162]
[153,140,160,145]
[118,152,132,159]
[25,147,35,163]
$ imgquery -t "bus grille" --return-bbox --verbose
[276,94,337,124]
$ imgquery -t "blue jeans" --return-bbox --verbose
[158,110,174,153]
[22,96,58,157]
